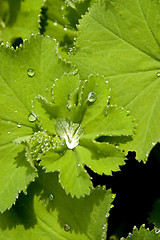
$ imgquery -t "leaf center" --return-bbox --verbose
[55,118,84,149]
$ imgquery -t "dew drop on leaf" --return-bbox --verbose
[27,68,35,77]
[17,123,21,128]
[48,194,54,202]
[155,228,160,234]
[8,131,10,134]
[64,224,71,231]
[157,72,160,77]
[28,113,37,122]
[87,92,97,103]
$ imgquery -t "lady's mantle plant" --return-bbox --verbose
[0,34,134,239]
[28,72,135,197]
[1,0,160,239]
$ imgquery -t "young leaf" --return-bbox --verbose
[0,0,44,44]
[70,0,160,161]
[0,171,115,240]
[41,149,92,197]
[121,225,160,240]
[77,141,125,175]
[35,73,134,197]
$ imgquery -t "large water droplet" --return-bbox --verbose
[88,92,97,103]
[157,72,160,77]
[48,194,54,202]
[64,224,71,231]
[27,68,35,77]
[17,123,21,128]
[55,119,83,149]
[28,113,37,122]
[155,228,160,234]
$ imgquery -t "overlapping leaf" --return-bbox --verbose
[34,73,135,197]
[43,0,92,54]
[70,0,160,161]
[0,171,114,240]
[0,34,71,211]
[0,0,44,45]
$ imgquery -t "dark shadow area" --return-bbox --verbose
[38,170,108,235]
[12,37,23,49]
[0,181,39,230]
[40,6,48,35]
[96,135,133,146]
[14,149,35,176]
[86,143,160,239]
[7,0,21,27]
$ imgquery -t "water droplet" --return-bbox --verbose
[27,68,35,77]
[64,224,71,231]
[152,142,156,146]
[155,228,160,234]
[8,131,10,134]
[66,104,71,110]
[17,123,21,128]
[55,119,83,149]
[87,92,97,103]
[28,113,37,122]
[128,233,132,237]
[157,72,160,77]
[64,27,67,31]
[61,5,64,10]
[48,194,54,202]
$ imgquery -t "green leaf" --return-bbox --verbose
[77,140,125,175]
[0,143,36,212]
[0,34,71,210]
[44,0,74,52]
[0,0,44,44]
[0,171,115,240]
[83,106,134,139]
[43,0,92,54]
[70,0,160,161]
[53,73,80,118]
[75,74,110,125]
[121,225,160,240]
[41,149,93,197]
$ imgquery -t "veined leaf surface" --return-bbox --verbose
[0,34,71,211]
[70,0,160,161]
[0,171,114,240]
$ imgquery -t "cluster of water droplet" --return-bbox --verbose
[29,131,64,161]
